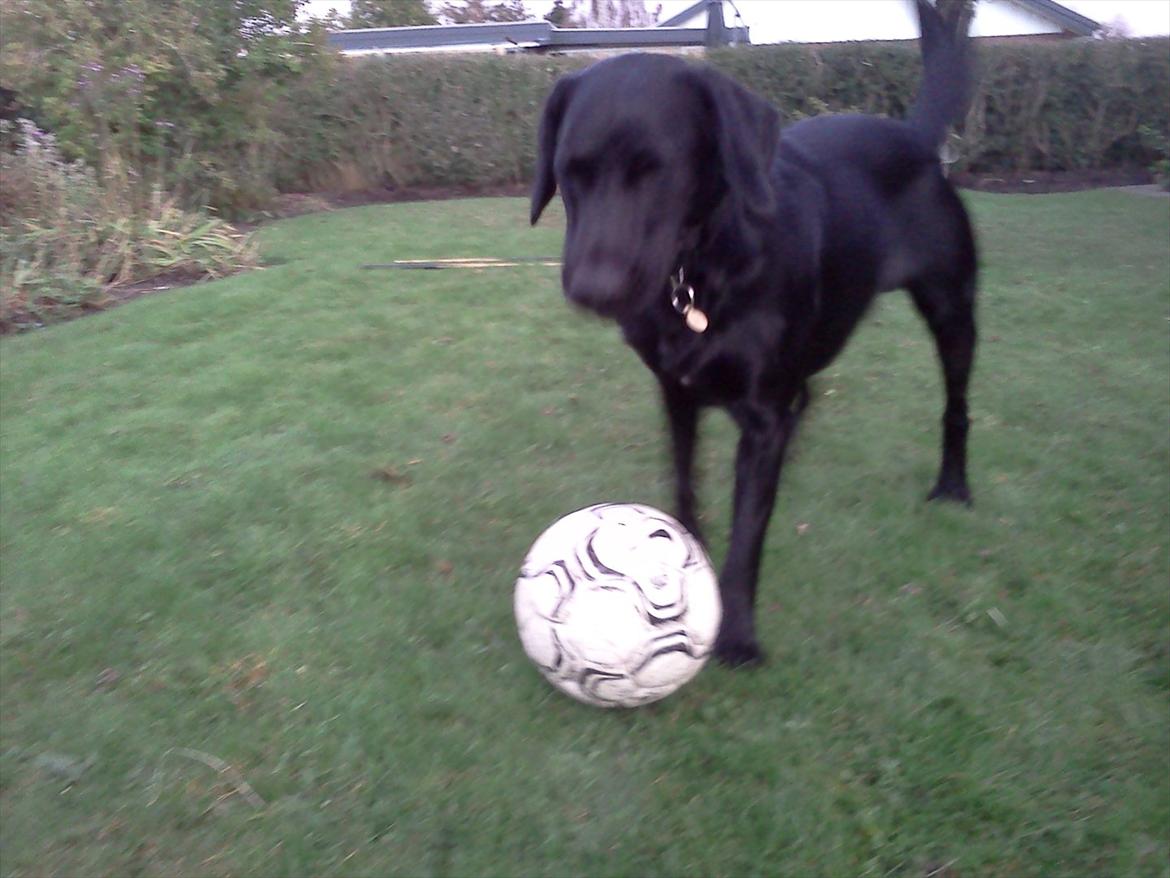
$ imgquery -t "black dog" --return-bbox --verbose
[530,0,977,666]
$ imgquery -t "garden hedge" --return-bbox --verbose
[269,37,1170,197]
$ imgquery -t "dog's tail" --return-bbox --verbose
[907,0,975,148]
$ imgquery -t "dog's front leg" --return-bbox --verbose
[715,398,801,667]
[659,380,704,545]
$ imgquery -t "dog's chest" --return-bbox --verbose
[624,312,767,404]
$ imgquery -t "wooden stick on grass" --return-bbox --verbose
[149,747,266,809]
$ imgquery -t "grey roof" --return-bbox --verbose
[1014,0,1100,36]
[328,22,550,53]
[547,26,709,49]
[326,19,749,54]
[659,0,712,28]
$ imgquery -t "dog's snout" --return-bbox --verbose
[563,259,630,316]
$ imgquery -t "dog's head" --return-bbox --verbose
[530,54,779,319]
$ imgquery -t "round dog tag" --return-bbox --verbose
[685,307,709,333]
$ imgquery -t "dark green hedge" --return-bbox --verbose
[270,37,1169,198]
[9,25,1165,215]
[270,54,588,194]
[712,37,1170,172]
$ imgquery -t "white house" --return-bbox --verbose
[326,0,1098,57]
[664,0,1100,44]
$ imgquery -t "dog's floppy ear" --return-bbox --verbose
[530,73,578,226]
[684,67,780,223]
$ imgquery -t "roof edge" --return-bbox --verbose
[1012,0,1100,36]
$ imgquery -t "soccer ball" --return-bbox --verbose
[514,503,721,708]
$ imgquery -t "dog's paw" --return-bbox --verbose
[713,636,766,668]
[927,481,972,506]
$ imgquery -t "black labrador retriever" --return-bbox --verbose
[530,0,977,667]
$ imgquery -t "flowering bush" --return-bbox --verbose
[0,119,256,331]
[1,0,327,216]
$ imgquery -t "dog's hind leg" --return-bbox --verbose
[909,277,977,504]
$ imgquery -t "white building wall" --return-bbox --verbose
[745,0,1062,44]
[970,0,1063,37]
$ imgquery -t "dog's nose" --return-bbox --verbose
[564,262,628,316]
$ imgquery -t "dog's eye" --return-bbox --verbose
[564,159,597,191]
[625,154,660,185]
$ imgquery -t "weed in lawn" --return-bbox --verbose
[0,193,1167,877]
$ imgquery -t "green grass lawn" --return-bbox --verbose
[1,191,1167,878]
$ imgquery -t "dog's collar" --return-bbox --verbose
[670,267,708,333]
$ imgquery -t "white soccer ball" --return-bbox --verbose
[514,502,722,708]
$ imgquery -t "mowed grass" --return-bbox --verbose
[1,191,1167,878]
